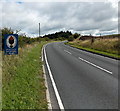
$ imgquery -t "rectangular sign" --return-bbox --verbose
[4,34,18,55]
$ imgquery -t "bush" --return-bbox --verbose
[1,27,14,50]
[73,33,80,39]
[114,40,120,54]
[68,35,74,41]
[1,27,43,49]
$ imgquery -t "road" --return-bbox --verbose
[43,41,118,109]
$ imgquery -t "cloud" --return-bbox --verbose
[1,1,118,37]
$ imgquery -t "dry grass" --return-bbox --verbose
[70,38,120,55]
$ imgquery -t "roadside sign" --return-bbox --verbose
[4,34,18,55]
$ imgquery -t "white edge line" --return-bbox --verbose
[42,65,52,110]
[64,50,71,55]
[78,57,113,74]
[42,46,52,109]
[44,45,65,110]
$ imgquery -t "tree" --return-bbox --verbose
[1,27,14,50]
[73,33,80,39]
[68,35,74,41]
[42,30,72,40]
[1,27,13,35]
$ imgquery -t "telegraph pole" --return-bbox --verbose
[39,23,40,37]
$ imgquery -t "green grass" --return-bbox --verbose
[2,42,48,109]
[0,51,2,110]
[65,42,120,59]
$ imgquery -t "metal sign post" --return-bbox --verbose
[4,34,18,55]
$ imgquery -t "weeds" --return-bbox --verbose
[67,38,120,58]
[2,42,48,109]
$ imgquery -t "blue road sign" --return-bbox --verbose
[4,34,18,55]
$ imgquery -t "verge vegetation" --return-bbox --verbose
[66,36,120,59]
[1,27,68,109]
[1,27,51,109]
[2,42,48,109]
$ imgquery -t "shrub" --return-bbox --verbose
[68,35,74,41]
[73,33,80,39]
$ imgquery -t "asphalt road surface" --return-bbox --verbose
[43,42,118,109]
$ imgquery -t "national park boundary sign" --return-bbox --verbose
[4,34,18,55]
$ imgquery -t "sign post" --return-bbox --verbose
[4,34,18,55]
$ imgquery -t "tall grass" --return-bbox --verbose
[68,38,120,58]
[0,51,2,110]
[2,42,48,109]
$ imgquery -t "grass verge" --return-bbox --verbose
[0,51,2,110]
[2,42,48,109]
[65,42,120,59]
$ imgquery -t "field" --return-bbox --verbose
[2,42,48,109]
[66,37,120,59]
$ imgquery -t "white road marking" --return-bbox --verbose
[64,50,72,55]
[78,57,113,74]
[42,47,52,109]
[44,45,65,110]
[42,65,52,109]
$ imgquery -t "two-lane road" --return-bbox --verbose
[43,42,118,109]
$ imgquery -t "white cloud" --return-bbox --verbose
[1,0,106,2]
[1,1,119,37]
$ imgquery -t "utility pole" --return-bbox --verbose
[39,23,40,37]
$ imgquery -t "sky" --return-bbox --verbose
[1,0,119,37]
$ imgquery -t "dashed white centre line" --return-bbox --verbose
[64,50,72,55]
[78,57,113,74]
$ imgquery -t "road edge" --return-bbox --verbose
[43,44,65,111]
[65,43,120,60]
[41,46,52,110]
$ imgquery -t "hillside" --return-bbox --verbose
[66,34,120,59]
